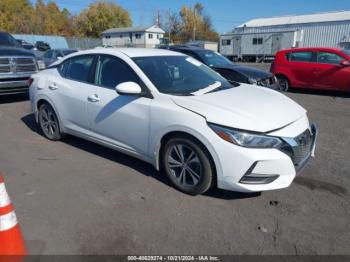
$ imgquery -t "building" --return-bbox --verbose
[101,25,165,48]
[220,11,350,62]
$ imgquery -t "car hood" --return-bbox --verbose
[214,64,272,79]
[171,84,306,133]
[0,46,36,57]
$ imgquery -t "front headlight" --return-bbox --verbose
[209,124,282,148]
[248,77,258,85]
[36,60,46,70]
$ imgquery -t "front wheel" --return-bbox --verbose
[162,136,214,195]
[38,103,63,141]
[276,75,290,92]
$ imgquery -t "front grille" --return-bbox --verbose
[16,64,36,72]
[0,66,11,73]
[14,58,34,65]
[280,128,315,170]
[0,58,10,65]
[0,56,37,74]
[292,130,313,164]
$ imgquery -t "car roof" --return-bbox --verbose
[168,45,209,52]
[53,48,77,51]
[278,47,344,53]
[72,48,186,58]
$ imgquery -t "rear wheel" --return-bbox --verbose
[162,136,214,195]
[276,75,290,92]
[38,103,63,141]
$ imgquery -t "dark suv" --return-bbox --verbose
[35,41,51,51]
[162,45,279,89]
[0,31,38,95]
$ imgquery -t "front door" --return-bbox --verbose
[312,51,350,91]
[272,34,282,55]
[86,54,151,155]
[233,36,241,56]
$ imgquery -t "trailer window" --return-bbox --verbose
[290,52,313,62]
[253,38,263,45]
[221,39,231,46]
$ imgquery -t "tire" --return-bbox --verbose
[276,75,290,92]
[161,136,214,195]
[38,102,63,141]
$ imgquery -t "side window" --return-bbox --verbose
[44,50,53,58]
[60,55,94,83]
[94,55,140,89]
[290,52,313,62]
[52,51,58,59]
[317,52,344,65]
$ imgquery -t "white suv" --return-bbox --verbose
[29,48,317,195]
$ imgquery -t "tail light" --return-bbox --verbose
[28,78,34,87]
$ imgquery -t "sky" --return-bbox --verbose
[33,0,350,33]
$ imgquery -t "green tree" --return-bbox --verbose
[72,0,132,37]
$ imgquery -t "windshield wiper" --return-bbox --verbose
[191,81,222,96]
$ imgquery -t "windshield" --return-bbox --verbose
[196,50,233,68]
[133,56,234,95]
[0,32,20,47]
[343,50,350,56]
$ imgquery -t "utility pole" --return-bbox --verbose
[157,10,160,27]
[192,6,196,41]
[168,8,171,43]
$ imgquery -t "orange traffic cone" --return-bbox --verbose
[0,174,26,255]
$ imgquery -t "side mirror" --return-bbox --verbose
[116,82,142,95]
[57,56,63,60]
[340,60,350,66]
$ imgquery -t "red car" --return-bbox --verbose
[271,47,350,92]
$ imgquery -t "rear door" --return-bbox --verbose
[288,51,316,88]
[49,54,96,133]
[312,51,350,91]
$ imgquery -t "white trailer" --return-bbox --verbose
[220,11,350,62]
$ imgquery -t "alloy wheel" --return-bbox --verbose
[277,76,289,91]
[167,144,202,187]
[39,104,59,139]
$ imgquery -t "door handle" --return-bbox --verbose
[312,68,321,72]
[87,94,100,102]
[48,83,58,90]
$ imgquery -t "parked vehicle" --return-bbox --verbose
[163,45,280,90]
[271,47,350,92]
[0,31,38,95]
[35,41,51,51]
[42,48,78,67]
[16,39,34,50]
[29,48,317,195]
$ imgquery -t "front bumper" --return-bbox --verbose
[212,124,317,193]
[0,79,29,95]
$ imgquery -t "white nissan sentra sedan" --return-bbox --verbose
[29,48,317,195]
